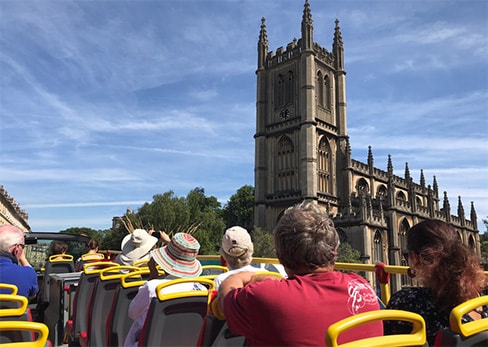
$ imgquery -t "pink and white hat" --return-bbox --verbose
[150,232,202,278]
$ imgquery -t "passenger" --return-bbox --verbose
[384,219,488,345]
[50,241,68,260]
[75,238,101,271]
[217,201,382,346]
[124,232,205,347]
[0,225,38,299]
[214,226,260,289]
[114,228,158,266]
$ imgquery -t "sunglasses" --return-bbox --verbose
[15,243,25,249]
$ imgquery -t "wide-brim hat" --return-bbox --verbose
[120,229,158,262]
[150,232,202,278]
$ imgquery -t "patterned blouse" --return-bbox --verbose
[384,287,488,346]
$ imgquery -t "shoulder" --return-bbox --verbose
[387,287,435,310]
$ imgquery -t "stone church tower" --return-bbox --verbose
[253,0,479,291]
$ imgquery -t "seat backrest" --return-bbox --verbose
[0,320,50,347]
[210,321,247,347]
[106,271,149,347]
[325,309,427,347]
[137,278,215,347]
[43,255,75,302]
[0,284,18,295]
[0,294,34,343]
[70,262,119,340]
[86,266,139,347]
[201,265,228,276]
[433,295,488,347]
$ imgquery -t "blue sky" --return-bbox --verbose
[1,0,487,233]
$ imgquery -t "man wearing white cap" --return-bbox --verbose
[123,232,205,347]
[214,226,260,289]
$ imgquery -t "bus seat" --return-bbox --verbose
[433,295,488,347]
[0,284,18,295]
[86,266,139,347]
[42,254,75,303]
[201,265,229,276]
[325,309,427,347]
[209,321,247,347]
[65,261,119,346]
[137,278,215,347]
[197,290,246,347]
[0,320,51,347]
[0,293,33,343]
[106,271,150,347]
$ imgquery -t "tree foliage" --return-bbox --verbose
[252,227,276,258]
[337,242,361,263]
[222,185,254,231]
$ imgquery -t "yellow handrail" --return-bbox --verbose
[0,321,49,347]
[325,309,426,347]
[449,295,488,337]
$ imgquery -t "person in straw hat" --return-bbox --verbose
[214,226,261,289]
[114,228,158,266]
[123,232,205,347]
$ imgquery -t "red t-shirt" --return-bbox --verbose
[223,271,383,346]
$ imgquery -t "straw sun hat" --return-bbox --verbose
[150,232,202,278]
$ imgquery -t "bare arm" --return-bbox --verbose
[216,271,281,315]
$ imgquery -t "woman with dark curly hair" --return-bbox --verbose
[384,219,487,345]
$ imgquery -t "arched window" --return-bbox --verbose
[317,71,324,107]
[396,191,407,201]
[324,75,331,109]
[276,136,295,192]
[286,70,295,106]
[468,235,475,250]
[373,230,383,262]
[399,218,410,286]
[416,196,423,206]
[357,178,369,194]
[337,228,348,244]
[275,74,285,109]
[377,185,387,200]
[317,137,331,193]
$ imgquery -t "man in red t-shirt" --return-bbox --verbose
[217,201,383,346]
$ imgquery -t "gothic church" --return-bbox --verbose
[253,0,479,291]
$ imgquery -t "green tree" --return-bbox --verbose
[252,227,275,258]
[337,242,361,263]
[481,218,488,270]
[222,185,254,231]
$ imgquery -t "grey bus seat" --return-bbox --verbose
[210,321,247,347]
[105,270,152,347]
[86,265,139,347]
[137,278,215,347]
[0,321,51,347]
[42,254,75,302]
[65,261,119,346]
[433,296,488,347]
[0,294,34,343]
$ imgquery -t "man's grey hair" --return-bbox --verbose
[273,201,339,273]
[220,245,254,270]
[0,225,25,252]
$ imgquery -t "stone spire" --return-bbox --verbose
[258,17,268,70]
[470,201,478,231]
[367,146,373,173]
[420,169,425,187]
[433,175,439,198]
[387,155,393,176]
[301,0,313,51]
[404,162,410,182]
[333,18,344,70]
[443,191,451,222]
[457,196,465,225]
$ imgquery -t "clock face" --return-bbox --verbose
[280,108,290,119]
